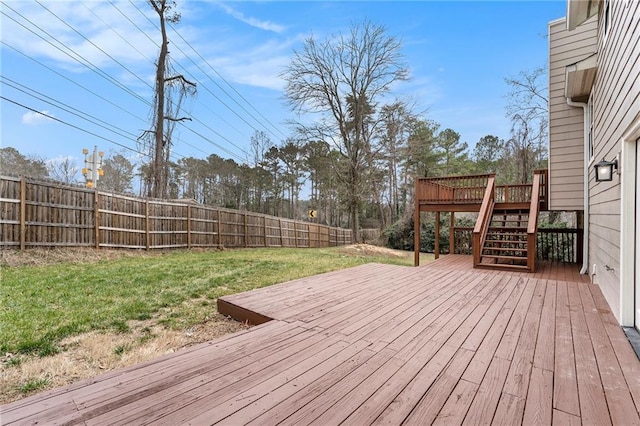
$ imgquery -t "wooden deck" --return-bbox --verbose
[3,255,640,425]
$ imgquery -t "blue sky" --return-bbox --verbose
[0,1,566,171]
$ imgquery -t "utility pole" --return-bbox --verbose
[82,146,104,189]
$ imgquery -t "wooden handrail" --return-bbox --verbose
[526,171,543,272]
[527,172,542,235]
[473,176,495,267]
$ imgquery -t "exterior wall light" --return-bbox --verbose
[594,158,618,182]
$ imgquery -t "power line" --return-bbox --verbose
[81,2,156,65]
[1,5,151,107]
[127,0,286,142]
[34,0,154,95]
[0,41,149,125]
[1,76,142,141]
[169,21,288,140]
[1,96,146,157]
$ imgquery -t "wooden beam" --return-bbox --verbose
[94,190,100,249]
[217,298,272,325]
[19,178,25,251]
[216,208,221,248]
[414,195,420,266]
[145,199,150,251]
[186,204,191,249]
[243,211,248,248]
[449,212,455,255]
[435,211,440,259]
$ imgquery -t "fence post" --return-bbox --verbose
[19,177,26,251]
[186,204,191,249]
[279,218,284,247]
[216,208,221,248]
[293,221,298,248]
[145,199,150,251]
[94,189,100,249]
[263,215,268,247]
[244,211,248,248]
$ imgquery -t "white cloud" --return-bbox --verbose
[217,3,286,33]
[22,110,55,125]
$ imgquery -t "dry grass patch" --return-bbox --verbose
[1,313,248,404]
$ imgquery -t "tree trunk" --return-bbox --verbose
[152,1,168,199]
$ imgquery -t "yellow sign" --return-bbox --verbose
[308,209,316,219]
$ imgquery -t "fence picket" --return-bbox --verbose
[0,177,352,250]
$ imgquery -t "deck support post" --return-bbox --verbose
[435,211,440,259]
[449,212,455,255]
[414,205,420,267]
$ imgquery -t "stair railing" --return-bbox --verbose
[473,175,496,267]
[526,171,544,272]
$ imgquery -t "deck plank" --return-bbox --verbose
[568,281,612,426]
[553,281,580,416]
[2,257,638,426]
[522,366,553,425]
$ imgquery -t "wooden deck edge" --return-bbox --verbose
[217,298,273,325]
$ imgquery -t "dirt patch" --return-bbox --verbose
[337,243,411,259]
[0,314,249,404]
[0,247,153,268]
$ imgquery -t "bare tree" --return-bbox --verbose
[504,67,548,183]
[48,157,79,184]
[139,0,196,199]
[283,20,409,240]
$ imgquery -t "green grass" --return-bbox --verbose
[0,247,428,357]
[18,378,49,395]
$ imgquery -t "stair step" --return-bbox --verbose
[476,263,530,272]
[488,228,527,233]
[482,247,528,252]
[481,254,528,261]
[484,241,526,245]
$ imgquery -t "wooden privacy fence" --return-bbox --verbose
[0,176,353,250]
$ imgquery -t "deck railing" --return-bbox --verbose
[472,176,495,267]
[417,170,548,207]
[525,171,544,272]
[416,174,493,204]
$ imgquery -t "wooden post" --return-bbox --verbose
[145,200,150,251]
[435,211,440,259]
[94,189,100,249]
[243,211,248,248]
[186,204,191,249]
[449,212,455,255]
[263,216,268,248]
[414,203,420,266]
[293,221,298,248]
[279,218,284,247]
[19,178,26,251]
[216,208,221,248]
[576,210,584,265]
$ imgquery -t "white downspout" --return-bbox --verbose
[566,98,589,274]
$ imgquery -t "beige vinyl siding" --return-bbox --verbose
[589,0,640,320]
[548,17,598,211]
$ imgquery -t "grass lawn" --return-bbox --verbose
[1,246,432,358]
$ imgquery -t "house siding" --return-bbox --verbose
[589,0,640,320]
[548,17,598,211]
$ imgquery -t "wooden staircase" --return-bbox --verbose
[472,170,546,273]
[478,210,530,271]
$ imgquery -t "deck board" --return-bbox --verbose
[2,254,638,426]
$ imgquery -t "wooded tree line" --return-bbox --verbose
[1,20,548,240]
